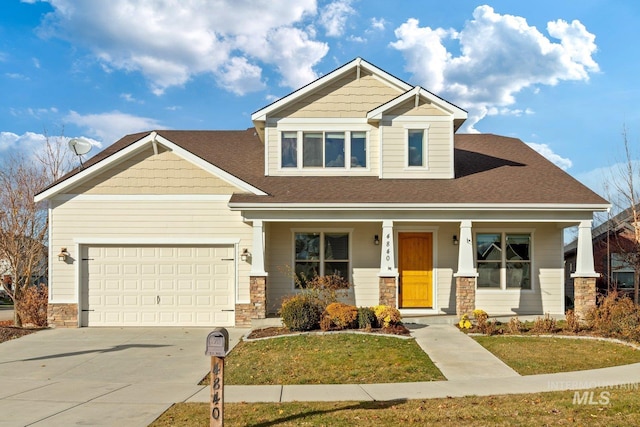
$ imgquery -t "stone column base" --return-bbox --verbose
[573,277,596,320]
[456,276,476,317]
[48,303,78,328]
[379,277,397,307]
[235,276,267,327]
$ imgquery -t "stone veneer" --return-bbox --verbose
[573,277,596,321]
[379,277,397,307]
[456,276,476,317]
[48,303,78,328]
[235,276,267,327]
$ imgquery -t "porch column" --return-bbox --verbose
[378,220,397,275]
[571,220,599,320]
[250,220,267,276]
[378,220,398,307]
[454,220,478,317]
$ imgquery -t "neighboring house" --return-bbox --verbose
[35,58,609,328]
[565,206,639,302]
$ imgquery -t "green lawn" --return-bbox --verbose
[152,388,640,426]
[474,336,640,375]
[220,333,444,385]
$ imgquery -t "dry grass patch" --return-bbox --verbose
[211,333,444,385]
[474,336,640,375]
[152,388,640,426]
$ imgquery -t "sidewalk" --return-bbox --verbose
[187,324,640,403]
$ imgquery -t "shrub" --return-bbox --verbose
[279,294,323,331]
[15,285,48,327]
[531,313,558,334]
[472,309,495,335]
[305,274,351,307]
[357,307,377,329]
[373,305,402,328]
[586,292,640,342]
[506,316,525,334]
[321,302,358,331]
[458,314,472,329]
[564,309,581,333]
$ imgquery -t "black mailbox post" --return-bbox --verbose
[206,328,229,427]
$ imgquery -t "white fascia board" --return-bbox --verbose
[52,194,232,202]
[35,132,157,202]
[367,86,467,121]
[251,57,412,121]
[153,134,267,196]
[229,202,611,212]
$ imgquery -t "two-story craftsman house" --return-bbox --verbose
[36,58,608,327]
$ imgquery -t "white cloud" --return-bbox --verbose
[390,5,599,132]
[120,93,140,103]
[5,73,29,80]
[347,35,365,43]
[370,17,387,31]
[0,131,101,160]
[65,110,163,144]
[526,142,572,170]
[215,57,265,95]
[36,0,325,94]
[319,0,355,37]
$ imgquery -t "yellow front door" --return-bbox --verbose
[399,232,433,308]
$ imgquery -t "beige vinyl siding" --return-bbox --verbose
[475,223,564,315]
[381,119,453,179]
[72,147,242,195]
[276,71,402,119]
[48,199,253,304]
[386,99,449,117]
[265,222,382,313]
[266,124,380,176]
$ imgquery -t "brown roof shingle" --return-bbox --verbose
[38,129,608,207]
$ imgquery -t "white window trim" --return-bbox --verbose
[474,229,535,292]
[403,124,430,170]
[290,228,353,290]
[277,130,371,172]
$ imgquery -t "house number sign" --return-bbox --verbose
[206,328,229,427]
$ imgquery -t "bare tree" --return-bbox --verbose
[0,153,49,326]
[609,125,640,304]
[0,132,77,326]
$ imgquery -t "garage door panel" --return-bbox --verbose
[82,245,235,327]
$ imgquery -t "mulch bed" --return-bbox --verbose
[247,324,411,340]
[0,320,40,343]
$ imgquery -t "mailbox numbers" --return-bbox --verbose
[211,361,222,420]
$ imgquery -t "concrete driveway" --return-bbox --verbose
[0,327,247,426]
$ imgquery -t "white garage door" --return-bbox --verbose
[80,245,235,327]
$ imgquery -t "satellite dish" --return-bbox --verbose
[68,138,92,155]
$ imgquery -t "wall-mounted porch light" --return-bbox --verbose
[452,235,459,246]
[58,247,70,262]
[374,235,380,245]
[240,248,251,262]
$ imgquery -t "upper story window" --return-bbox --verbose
[476,232,532,290]
[281,131,367,170]
[406,127,428,168]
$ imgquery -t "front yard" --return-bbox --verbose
[474,335,640,375]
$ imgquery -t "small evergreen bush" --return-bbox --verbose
[279,294,323,331]
[357,307,377,329]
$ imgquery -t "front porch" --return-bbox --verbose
[237,216,599,326]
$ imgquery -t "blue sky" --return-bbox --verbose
[1,0,638,202]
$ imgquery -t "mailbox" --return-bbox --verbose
[205,328,229,358]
